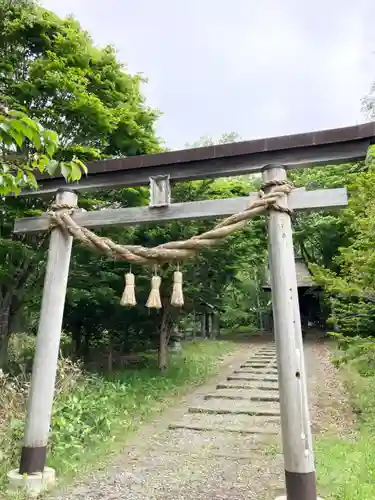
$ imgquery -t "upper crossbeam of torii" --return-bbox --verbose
[17,120,375,197]
[9,122,375,500]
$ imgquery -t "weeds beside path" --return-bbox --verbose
[313,341,375,500]
[0,340,237,497]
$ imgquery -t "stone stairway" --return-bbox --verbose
[55,343,291,500]
[169,345,281,438]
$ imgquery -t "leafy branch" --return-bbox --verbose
[0,105,87,195]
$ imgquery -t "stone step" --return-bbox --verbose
[205,389,280,402]
[228,374,279,382]
[169,413,280,435]
[239,364,275,369]
[244,365,276,369]
[243,358,276,362]
[252,358,276,361]
[238,364,277,368]
[217,382,279,391]
[240,364,278,368]
[235,369,278,375]
[243,359,277,363]
[249,355,276,358]
[189,400,280,417]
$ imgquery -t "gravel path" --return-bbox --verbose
[51,337,350,500]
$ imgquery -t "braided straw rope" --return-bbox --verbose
[49,180,293,265]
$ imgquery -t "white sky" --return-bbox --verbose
[41,0,375,149]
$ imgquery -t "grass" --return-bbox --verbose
[315,364,375,500]
[220,325,260,338]
[0,339,236,497]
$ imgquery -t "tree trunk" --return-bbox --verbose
[8,307,23,334]
[158,306,171,371]
[192,309,197,340]
[201,313,206,338]
[83,334,90,362]
[158,328,168,372]
[73,329,82,357]
[0,307,11,370]
[107,335,113,373]
[206,313,212,338]
[212,312,220,339]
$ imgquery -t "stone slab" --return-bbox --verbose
[217,382,279,391]
[205,389,279,402]
[169,412,280,434]
[189,406,280,417]
[228,374,279,382]
[235,369,278,374]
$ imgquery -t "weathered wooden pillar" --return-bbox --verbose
[19,188,77,475]
[263,166,318,500]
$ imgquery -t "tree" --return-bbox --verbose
[61,164,267,370]
[309,165,375,337]
[185,132,242,148]
[287,148,375,339]
[0,0,161,368]
[289,164,358,270]
[0,0,161,159]
[0,105,87,194]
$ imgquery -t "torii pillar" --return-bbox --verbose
[264,166,323,500]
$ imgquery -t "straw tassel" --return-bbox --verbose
[146,273,162,309]
[171,269,184,307]
[120,272,136,306]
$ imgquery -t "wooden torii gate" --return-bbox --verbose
[9,122,375,499]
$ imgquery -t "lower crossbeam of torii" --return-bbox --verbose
[8,122,375,500]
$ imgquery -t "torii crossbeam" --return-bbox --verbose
[9,122,375,500]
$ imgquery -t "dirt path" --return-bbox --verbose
[52,339,347,500]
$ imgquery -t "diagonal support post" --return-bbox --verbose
[263,166,320,500]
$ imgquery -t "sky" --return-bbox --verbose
[41,0,375,150]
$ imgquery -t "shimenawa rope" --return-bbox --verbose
[48,180,293,308]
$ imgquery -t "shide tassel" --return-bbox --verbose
[146,274,162,309]
[171,270,184,307]
[120,272,136,307]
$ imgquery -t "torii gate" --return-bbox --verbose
[8,122,375,499]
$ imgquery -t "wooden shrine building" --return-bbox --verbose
[263,257,323,331]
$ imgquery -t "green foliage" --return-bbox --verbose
[185,132,242,148]
[0,0,161,158]
[290,159,375,339]
[0,339,236,492]
[0,106,87,194]
[310,160,375,500]
[313,167,375,338]
[316,436,375,500]
[0,0,161,369]
[61,175,267,356]
[315,356,375,499]
[290,163,358,269]
[328,332,375,377]
[221,268,269,329]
